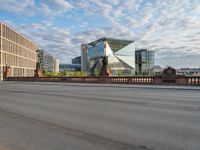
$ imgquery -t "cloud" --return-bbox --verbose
[0,0,35,14]
[0,0,73,16]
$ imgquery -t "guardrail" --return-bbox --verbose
[4,76,200,86]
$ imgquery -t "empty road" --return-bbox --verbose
[0,82,200,150]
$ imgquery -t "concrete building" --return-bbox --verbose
[81,37,135,76]
[53,59,59,73]
[0,22,38,80]
[37,49,55,72]
[72,56,81,65]
[81,44,88,72]
[135,49,155,75]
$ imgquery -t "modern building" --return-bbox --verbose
[53,59,59,73]
[37,49,55,72]
[81,37,135,76]
[0,22,38,80]
[59,64,81,72]
[72,56,81,65]
[135,49,155,75]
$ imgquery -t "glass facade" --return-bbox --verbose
[85,37,135,76]
[37,49,54,72]
[72,56,81,64]
[59,64,81,72]
[135,49,155,75]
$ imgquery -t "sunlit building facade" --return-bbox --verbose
[0,22,37,80]
[53,59,59,73]
[81,37,135,76]
[135,49,155,75]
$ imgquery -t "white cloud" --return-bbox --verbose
[0,0,35,14]
[0,0,73,16]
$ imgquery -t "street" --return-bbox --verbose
[0,82,200,150]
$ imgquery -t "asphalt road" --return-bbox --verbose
[0,82,200,150]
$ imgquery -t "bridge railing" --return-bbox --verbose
[187,76,200,86]
[4,76,200,86]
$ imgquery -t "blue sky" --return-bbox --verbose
[0,0,200,68]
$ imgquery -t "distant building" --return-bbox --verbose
[81,37,135,76]
[0,22,38,80]
[153,66,164,75]
[72,56,81,64]
[135,49,155,75]
[53,59,59,73]
[59,64,81,72]
[176,68,200,76]
[37,49,54,72]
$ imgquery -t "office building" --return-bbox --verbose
[0,22,37,80]
[81,37,135,76]
[72,56,81,65]
[37,49,54,72]
[135,49,155,75]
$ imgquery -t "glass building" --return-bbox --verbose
[72,56,81,65]
[135,49,155,75]
[37,49,55,72]
[59,64,81,72]
[81,37,135,76]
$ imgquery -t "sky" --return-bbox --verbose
[0,0,200,68]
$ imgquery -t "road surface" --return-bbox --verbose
[0,82,200,150]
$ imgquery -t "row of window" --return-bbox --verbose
[13,68,34,77]
[0,52,36,68]
[0,23,37,51]
[1,38,36,60]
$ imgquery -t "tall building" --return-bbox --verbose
[72,56,81,64]
[53,59,59,73]
[81,37,135,76]
[135,49,155,75]
[0,22,37,80]
[37,49,54,72]
[81,44,88,72]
